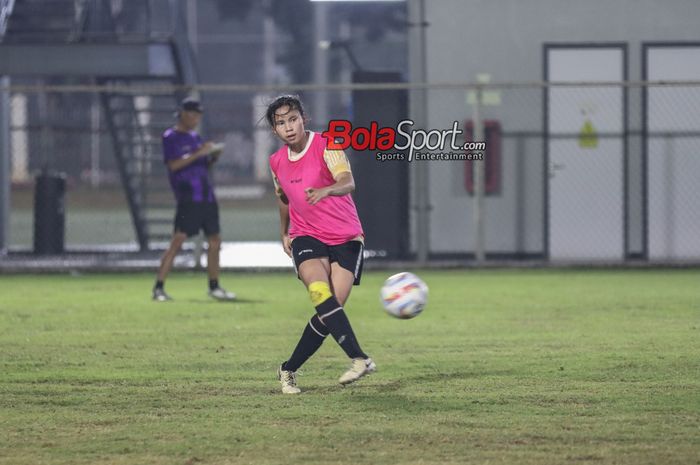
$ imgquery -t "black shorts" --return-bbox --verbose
[291,235,364,285]
[174,201,220,237]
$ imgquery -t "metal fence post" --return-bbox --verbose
[472,84,485,263]
[409,0,430,264]
[0,76,10,254]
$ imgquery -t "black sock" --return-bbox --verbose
[283,315,329,372]
[209,279,219,291]
[154,280,164,290]
[315,296,367,360]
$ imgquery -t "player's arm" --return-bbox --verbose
[304,149,355,205]
[272,169,292,256]
[277,195,292,257]
[167,142,214,172]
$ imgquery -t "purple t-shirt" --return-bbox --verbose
[162,128,216,203]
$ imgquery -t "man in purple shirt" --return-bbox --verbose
[152,98,236,302]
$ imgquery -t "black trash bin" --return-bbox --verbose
[33,172,66,254]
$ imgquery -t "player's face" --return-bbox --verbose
[273,106,305,145]
[180,110,202,130]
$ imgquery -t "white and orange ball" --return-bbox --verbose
[380,272,428,319]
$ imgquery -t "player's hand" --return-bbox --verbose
[304,186,329,205]
[209,142,225,155]
[208,150,222,165]
[196,142,214,157]
[281,234,292,257]
[206,143,225,166]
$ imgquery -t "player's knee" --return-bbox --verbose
[170,234,187,250]
[208,235,221,250]
[308,281,333,306]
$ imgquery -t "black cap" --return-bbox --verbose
[180,97,203,113]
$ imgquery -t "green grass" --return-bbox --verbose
[1,269,699,465]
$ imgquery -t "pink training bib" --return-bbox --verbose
[270,131,364,245]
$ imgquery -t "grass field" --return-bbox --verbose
[1,269,699,465]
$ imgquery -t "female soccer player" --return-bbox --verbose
[267,95,375,394]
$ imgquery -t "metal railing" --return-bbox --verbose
[80,0,178,42]
[2,0,177,43]
[3,80,699,263]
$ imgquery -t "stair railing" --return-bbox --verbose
[0,0,16,38]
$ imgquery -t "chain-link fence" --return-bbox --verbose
[2,81,699,263]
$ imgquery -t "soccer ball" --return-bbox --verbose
[380,272,428,319]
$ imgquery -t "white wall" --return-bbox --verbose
[417,0,700,257]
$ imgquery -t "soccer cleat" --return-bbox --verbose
[152,288,173,302]
[339,357,376,385]
[277,365,301,394]
[208,287,236,301]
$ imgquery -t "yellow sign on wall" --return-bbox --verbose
[579,119,598,148]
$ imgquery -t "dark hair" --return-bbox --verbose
[180,97,203,113]
[265,95,306,127]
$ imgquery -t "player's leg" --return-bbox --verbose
[205,234,234,300]
[278,257,330,394]
[277,237,332,393]
[207,233,221,281]
[154,202,199,300]
[329,262,354,305]
[281,256,332,370]
[298,258,368,363]
[329,239,365,305]
[153,231,188,301]
[203,203,235,301]
[329,241,375,385]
